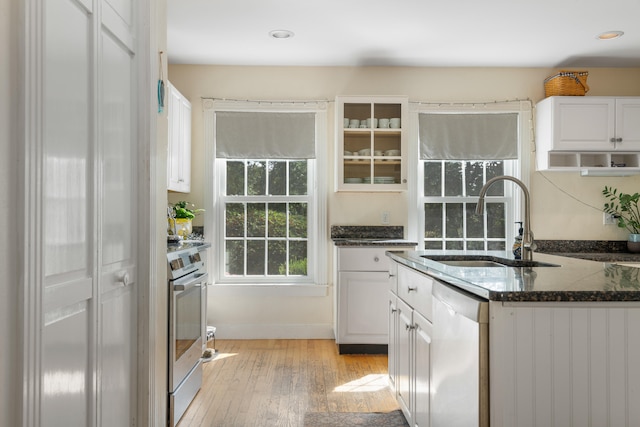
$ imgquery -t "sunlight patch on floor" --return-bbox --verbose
[333,374,388,392]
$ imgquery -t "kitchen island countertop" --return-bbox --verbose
[387,250,640,302]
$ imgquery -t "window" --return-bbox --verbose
[412,102,531,251]
[222,159,311,278]
[421,159,514,250]
[205,100,327,286]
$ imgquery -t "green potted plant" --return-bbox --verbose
[602,186,640,252]
[169,201,204,238]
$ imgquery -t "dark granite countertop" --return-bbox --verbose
[331,225,418,247]
[167,240,211,254]
[387,250,640,302]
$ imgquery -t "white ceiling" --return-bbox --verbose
[167,0,640,68]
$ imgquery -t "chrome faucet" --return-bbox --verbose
[475,176,536,261]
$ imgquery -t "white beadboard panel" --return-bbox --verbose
[43,0,90,278]
[490,301,640,427]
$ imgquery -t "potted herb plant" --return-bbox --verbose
[602,186,640,252]
[169,201,204,238]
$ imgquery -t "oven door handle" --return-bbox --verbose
[173,272,208,291]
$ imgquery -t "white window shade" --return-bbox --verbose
[216,111,316,159]
[419,113,518,160]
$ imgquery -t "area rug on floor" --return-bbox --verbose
[303,410,409,427]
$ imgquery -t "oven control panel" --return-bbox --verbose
[167,247,205,280]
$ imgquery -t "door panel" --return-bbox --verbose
[99,1,137,424]
[42,0,93,425]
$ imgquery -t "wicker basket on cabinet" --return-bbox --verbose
[544,70,589,97]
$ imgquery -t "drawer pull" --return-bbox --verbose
[391,308,397,314]
[407,286,417,293]
[406,324,416,331]
[389,273,396,278]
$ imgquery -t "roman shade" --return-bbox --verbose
[215,111,316,159]
[419,113,518,160]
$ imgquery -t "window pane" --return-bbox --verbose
[226,203,244,237]
[268,203,287,237]
[488,241,506,251]
[247,161,266,195]
[268,240,286,275]
[226,161,245,196]
[445,203,463,238]
[424,241,443,250]
[225,240,244,275]
[446,241,463,250]
[444,162,462,196]
[247,240,265,275]
[465,162,484,196]
[268,161,286,196]
[289,161,308,195]
[487,203,506,238]
[289,203,307,238]
[486,161,505,196]
[466,203,483,238]
[247,203,265,237]
[424,203,442,238]
[424,162,442,197]
[467,241,484,250]
[289,241,307,275]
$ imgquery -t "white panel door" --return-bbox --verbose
[34,0,140,424]
[616,98,640,149]
[99,0,138,424]
[41,0,93,424]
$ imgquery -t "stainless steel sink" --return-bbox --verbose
[421,255,560,268]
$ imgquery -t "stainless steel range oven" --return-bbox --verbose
[167,246,208,427]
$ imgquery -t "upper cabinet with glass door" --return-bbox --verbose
[336,96,408,191]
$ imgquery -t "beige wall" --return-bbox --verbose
[167,65,640,338]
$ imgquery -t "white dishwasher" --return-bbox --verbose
[431,280,489,427]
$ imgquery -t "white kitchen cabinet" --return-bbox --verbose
[167,81,192,192]
[335,96,408,191]
[336,247,396,352]
[390,263,434,427]
[536,96,640,174]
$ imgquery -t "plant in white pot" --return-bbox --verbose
[602,186,640,252]
[169,201,204,238]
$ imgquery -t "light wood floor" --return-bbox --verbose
[177,339,399,427]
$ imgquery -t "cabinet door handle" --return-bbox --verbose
[391,308,397,314]
[610,137,616,143]
[406,324,415,331]
[407,286,417,293]
[616,137,623,142]
[388,273,396,278]
[374,256,380,262]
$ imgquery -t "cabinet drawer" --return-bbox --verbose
[338,247,392,272]
[397,264,432,320]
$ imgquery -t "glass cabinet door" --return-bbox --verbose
[337,96,407,191]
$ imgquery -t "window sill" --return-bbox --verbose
[207,283,329,297]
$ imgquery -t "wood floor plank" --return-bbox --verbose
[177,339,399,427]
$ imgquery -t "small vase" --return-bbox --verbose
[628,233,640,253]
[168,218,193,238]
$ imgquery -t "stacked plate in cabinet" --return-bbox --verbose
[363,176,396,184]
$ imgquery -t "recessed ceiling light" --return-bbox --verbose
[596,31,624,40]
[269,30,294,39]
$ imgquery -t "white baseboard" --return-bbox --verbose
[209,323,335,340]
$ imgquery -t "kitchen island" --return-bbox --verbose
[386,249,640,427]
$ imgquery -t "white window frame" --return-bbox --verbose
[203,99,328,295]
[407,101,532,250]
